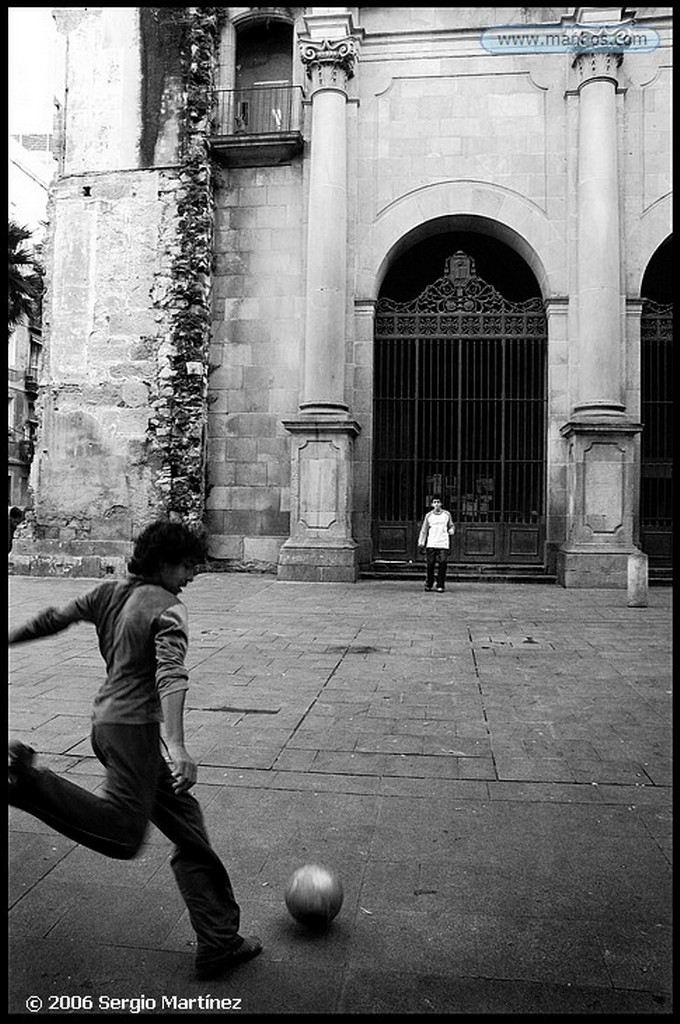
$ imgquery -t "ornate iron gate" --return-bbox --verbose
[640,299,673,563]
[373,252,547,565]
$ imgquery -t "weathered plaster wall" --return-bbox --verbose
[12,168,182,575]
[56,7,142,175]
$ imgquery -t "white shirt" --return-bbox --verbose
[418,509,454,549]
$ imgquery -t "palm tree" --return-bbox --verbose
[8,219,44,339]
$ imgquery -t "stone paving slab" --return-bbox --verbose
[8,575,672,1014]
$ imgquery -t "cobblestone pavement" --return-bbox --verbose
[8,574,673,1015]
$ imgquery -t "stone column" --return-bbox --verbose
[278,13,361,582]
[557,39,641,588]
[573,50,624,416]
[299,34,356,415]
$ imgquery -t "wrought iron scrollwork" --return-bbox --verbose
[377,252,545,332]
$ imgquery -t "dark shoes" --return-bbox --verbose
[424,585,432,591]
[9,740,35,771]
[195,935,263,980]
[436,586,446,592]
[8,740,36,803]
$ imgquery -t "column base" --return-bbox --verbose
[555,548,634,589]
[279,413,361,582]
[277,540,359,583]
[298,401,350,416]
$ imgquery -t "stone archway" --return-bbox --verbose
[360,180,565,301]
[351,186,567,571]
[372,246,548,566]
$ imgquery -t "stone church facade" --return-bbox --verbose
[13,6,672,586]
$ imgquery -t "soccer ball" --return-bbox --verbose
[284,863,343,927]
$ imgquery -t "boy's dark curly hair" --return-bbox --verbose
[127,520,208,577]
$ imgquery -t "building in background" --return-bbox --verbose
[8,7,61,514]
[8,139,55,508]
[12,6,672,586]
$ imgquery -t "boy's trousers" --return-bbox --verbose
[426,547,449,589]
[10,722,241,958]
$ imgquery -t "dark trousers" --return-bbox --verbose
[10,723,241,961]
[426,547,449,589]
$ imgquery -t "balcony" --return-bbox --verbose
[210,85,304,167]
[7,437,34,463]
[24,372,39,395]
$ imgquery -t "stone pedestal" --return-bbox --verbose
[278,417,361,582]
[556,419,641,588]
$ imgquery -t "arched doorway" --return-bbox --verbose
[372,236,547,566]
[640,237,673,565]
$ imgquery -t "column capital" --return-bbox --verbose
[573,50,623,89]
[299,36,358,92]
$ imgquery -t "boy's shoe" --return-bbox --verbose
[195,935,263,980]
[8,740,36,804]
[9,740,36,771]
[424,585,432,591]
[436,586,446,592]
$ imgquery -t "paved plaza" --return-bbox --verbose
[8,573,672,1015]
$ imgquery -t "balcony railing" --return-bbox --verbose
[211,85,304,166]
[216,85,304,135]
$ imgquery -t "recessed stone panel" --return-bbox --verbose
[583,442,625,535]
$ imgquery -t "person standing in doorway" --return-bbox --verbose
[8,519,262,980]
[418,494,455,592]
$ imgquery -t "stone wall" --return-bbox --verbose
[207,162,305,569]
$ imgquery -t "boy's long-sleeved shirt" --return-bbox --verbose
[418,509,455,549]
[8,578,190,725]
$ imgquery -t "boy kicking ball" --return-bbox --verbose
[8,519,262,980]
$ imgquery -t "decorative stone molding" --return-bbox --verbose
[230,7,295,28]
[558,418,642,540]
[299,36,357,91]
